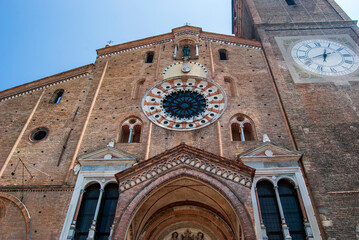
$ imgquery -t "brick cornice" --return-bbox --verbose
[0,64,93,102]
[96,26,262,58]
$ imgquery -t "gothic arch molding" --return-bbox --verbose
[113,166,255,240]
[0,192,32,240]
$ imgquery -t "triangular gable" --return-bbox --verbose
[115,144,255,192]
[77,146,137,166]
[238,142,302,163]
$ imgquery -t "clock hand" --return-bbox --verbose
[323,49,327,62]
[311,54,325,59]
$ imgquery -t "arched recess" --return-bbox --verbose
[113,167,256,240]
[224,76,238,97]
[0,192,31,240]
[230,113,257,141]
[175,38,199,59]
[132,79,145,99]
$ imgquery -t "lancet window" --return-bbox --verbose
[219,49,228,60]
[50,89,64,104]
[145,51,154,63]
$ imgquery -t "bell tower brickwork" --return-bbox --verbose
[233,0,359,239]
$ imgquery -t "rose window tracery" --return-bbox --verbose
[142,76,226,131]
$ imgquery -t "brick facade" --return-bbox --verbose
[0,1,358,239]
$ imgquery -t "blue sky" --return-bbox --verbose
[0,0,358,92]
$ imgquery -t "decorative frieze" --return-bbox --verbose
[118,153,252,192]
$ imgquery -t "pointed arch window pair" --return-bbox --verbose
[230,114,256,141]
[119,117,142,143]
[256,180,307,240]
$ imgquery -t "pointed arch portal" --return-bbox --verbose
[113,144,256,240]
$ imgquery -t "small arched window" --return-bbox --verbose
[50,89,64,104]
[219,49,228,60]
[145,51,154,63]
[75,183,100,240]
[230,114,256,141]
[119,117,142,143]
[257,181,284,240]
[285,0,296,5]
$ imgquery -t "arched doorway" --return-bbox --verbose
[113,144,256,240]
[131,177,238,239]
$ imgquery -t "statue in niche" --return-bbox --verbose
[170,230,204,240]
[181,229,194,240]
[182,45,190,58]
[171,232,179,240]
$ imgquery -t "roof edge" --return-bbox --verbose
[0,64,94,100]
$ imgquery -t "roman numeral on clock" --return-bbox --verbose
[304,60,312,66]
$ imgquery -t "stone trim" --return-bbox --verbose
[0,192,32,240]
[0,72,91,102]
[118,153,252,192]
[97,38,174,59]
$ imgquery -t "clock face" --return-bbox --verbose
[291,39,359,76]
[142,77,226,131]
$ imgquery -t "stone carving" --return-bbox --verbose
[118,154,252,192]
[171,232,179,240]
[170,230,204,240]
[196,232,204,240]
[182,229,193,240]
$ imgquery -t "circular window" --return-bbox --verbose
[163,90,207,119]
[142,76,227,131]
[30,127,49,142]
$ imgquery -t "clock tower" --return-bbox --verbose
[233,0,359,239]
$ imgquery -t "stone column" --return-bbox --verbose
[87,188,104,240]
[195,43,199,57]
[173,44,178,58]
[128,127,134,143]
[108,224,115,240]
[295,187,314,240]
[274,186,292,239]
[240,125,245,141]
[67,189,85,240]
